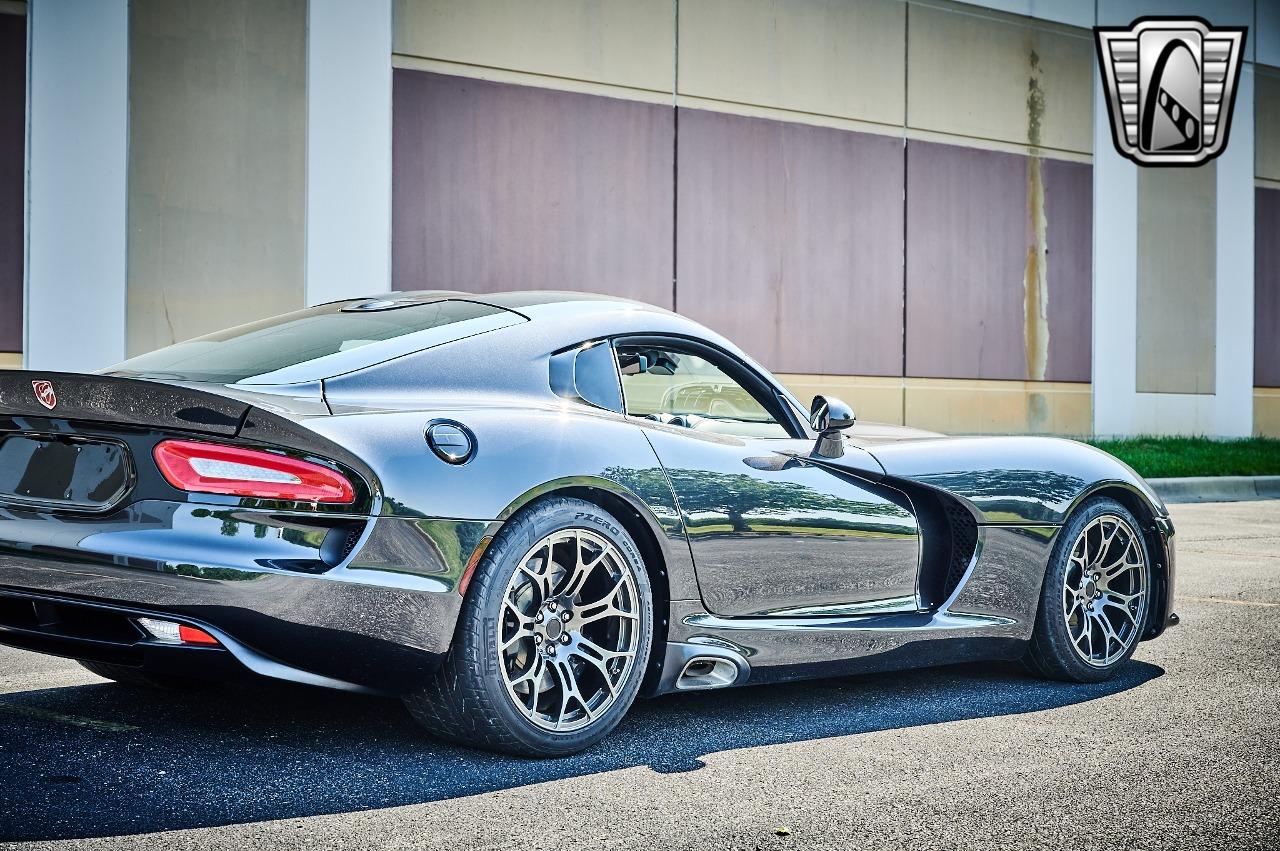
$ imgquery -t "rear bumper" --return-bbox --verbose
[0,500,491,694]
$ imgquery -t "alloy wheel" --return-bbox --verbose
[498,528,641,732]
[1062,513,1149,667]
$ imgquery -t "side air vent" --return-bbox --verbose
[941,501,979,601]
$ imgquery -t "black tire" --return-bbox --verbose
[1024,497,1152,683]
[405,496,654,757]
[77,659,205,690]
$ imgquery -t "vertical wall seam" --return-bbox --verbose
[20,4,31,366]
[122,0,132,359]
[672,0,678,313]
[301,0,311,307]
[902,0,909,426]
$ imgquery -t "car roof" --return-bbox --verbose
[334,289,674,319]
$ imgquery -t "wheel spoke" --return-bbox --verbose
[518,543,555,604]
[556,531,607,600]
[1099,539,1140,581]
[551,659,592,730]
[577,579,637,625]
[571,645,618,694]
[1101,595,1139,626]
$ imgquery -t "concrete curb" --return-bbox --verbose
[1148,476,1280,504]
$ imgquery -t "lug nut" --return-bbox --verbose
[548,600,558,612]
[534,634,542,644]
[535,612,544,624]
[560,633,571,645]
[561,610,572,622]
[547,645,557,657]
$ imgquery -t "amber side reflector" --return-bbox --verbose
[177,624,220,646]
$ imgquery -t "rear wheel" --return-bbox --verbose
[1025,497,1152,682]
[405,497,653,757]
[77,659,204,690]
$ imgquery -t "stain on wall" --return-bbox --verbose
[392,71,674,306]
[676,108,904,376]
[1024,49,1049,384]
[0,12,25,354]
[1257,187,1280,388]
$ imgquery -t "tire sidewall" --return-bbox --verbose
[462,497,654,756]
[1035,497,1152,682]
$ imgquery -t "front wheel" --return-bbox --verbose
[405,497,653,757]
[1024,497,1152,682]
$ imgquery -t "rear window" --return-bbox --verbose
[106,299,517,385]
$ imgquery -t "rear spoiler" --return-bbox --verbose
[0,372,248,436]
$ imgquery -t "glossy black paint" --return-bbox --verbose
[0,291,1175,698]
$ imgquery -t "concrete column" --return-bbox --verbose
[25,0,128,371]
[304,0,393,306]
[1093,0,1257,437]
[1213,63,1255,437]
[1091,67,1139,436]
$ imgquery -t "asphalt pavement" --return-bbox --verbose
[1,499,1277,850]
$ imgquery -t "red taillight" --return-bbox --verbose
[153,439,356,504]
[177,624,220,646]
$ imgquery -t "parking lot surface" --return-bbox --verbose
[0,500,1277,850]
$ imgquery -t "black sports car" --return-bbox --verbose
[0,292,1175,756]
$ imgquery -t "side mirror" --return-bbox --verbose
[810,395,855,458]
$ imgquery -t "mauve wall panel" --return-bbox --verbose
[392,71,674,307]
[0,14,24,354]
[1043,159,1092,383]
[906,140,1028,381]
[676,108,904,376]
[1257,187,1280,388]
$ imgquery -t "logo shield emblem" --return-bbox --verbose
[1096,17,1246,166]
[31,380,57,410]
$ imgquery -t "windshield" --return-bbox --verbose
[105,299,517,384]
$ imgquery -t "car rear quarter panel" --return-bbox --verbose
[299,405,699,600]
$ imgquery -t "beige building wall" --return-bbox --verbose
[1135,165,1217,395]
[393,0,675,95]
[677,0,905,129]
[906,0,1092,154]
[780,374,1092,436]
[126,0,307,357]
[1257,388,1280,437]
[1257,68,1280,183]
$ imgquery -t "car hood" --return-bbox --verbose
[843,421,945,447]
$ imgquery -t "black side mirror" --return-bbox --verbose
[810,395,856,458]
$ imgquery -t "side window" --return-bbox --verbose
[616,345,790,439]
[573,341,623,412]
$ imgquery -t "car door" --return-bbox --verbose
[612,337,921,619]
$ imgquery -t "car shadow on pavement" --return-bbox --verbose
[0,659,1163,841]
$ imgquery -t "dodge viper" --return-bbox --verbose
[0,291,1176,756]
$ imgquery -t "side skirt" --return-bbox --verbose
[650,525,1057,695]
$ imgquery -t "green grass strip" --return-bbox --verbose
[1085,436,1280,479]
